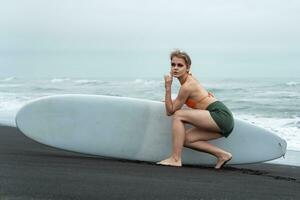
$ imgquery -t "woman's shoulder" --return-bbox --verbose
[181,78,198,93]
[187,77,208,94]
[188,76,203,87]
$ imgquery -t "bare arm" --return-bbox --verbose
[164,75,189,116]
[164,86,172,115]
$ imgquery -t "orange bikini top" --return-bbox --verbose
[185,92,214,109]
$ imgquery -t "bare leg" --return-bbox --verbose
[184,127,232,169]
[157,114,185,167]
[157,109,232,168]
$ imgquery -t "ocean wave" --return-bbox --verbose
[283,118,300,128]
[207,88,245,93]
[0,98,26,127]
[32,87,64,92]
[254,91,299,98]
[286,81,300,86]
[0,84,22,88]
[270,81,300,88]
[133,79,162,86]
[133,79,144,84]
[1,77,16,82]
[0,98,25,110]
[51,78,71,83]
[74,79,102,85]
[237,114,300,151]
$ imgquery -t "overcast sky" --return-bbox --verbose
[0,0,299,78]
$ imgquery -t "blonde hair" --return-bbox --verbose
[170,49,192,66]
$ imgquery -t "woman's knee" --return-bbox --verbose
[183,133,192,146]
[173,110,185,121]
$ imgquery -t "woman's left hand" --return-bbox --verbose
[164,73,173,88]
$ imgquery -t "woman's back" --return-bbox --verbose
[183,75,217,110]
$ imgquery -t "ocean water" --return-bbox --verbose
[1,76,299,151]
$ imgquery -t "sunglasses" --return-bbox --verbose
[171,63,184,67]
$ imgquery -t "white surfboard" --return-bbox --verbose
[15,94,287,165]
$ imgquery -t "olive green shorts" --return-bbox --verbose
[206,101,234,137]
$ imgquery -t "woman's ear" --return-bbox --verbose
[187,66,192,75]
[187,66,190,72]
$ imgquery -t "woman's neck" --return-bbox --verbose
[179,73,189,85]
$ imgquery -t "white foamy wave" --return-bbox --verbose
[0,84,22,88]
[51,78,71,83]
[0,98,29,127]
[286,81,300,86]
[133,79,162,86]
[74,80,100,85]
[1,77,16,82]
[254,91,299,97]
[134,79,144,84]
[0,102,19,111]
[238,114,300,151]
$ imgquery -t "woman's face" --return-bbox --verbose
[171,56,189,78]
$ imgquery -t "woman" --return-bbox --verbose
[157,50,234,169]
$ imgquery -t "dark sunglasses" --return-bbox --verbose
[171,63,184,67]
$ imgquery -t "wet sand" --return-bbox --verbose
[0,125,299,200]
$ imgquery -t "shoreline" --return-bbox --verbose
[0,125,299,199]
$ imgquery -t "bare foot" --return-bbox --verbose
[215,153,232,169]
[156,157,182,167]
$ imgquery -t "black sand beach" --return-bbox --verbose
[0,125,299,200]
